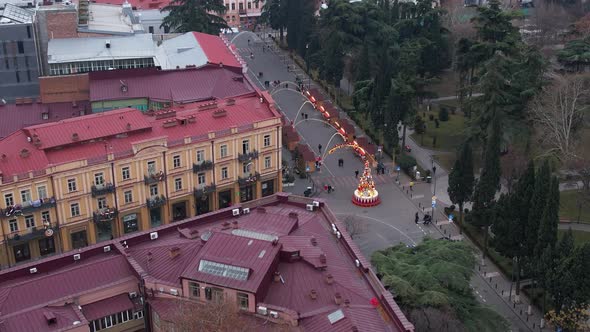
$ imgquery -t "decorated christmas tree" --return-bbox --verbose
[352,160,380,206]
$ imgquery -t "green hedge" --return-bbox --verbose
[461,222,516,279]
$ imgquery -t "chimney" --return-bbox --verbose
[71,133,79,141]
[325,273,334,285]
[147,251,153,262]
[309,289,317,300]
[232,220,239,229]
[319,254,326,264]
[310,237,317,246]
[344,299,351,307]
[169,247,180,259]
[126,123,131,130]
[273,271,281,283]
[43,311,57,325]
[334,292,342,305]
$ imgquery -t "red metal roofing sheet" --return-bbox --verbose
[93,0,171,10]
[192,32,241,68]
[82,293,134,321]
[1,304,85,332]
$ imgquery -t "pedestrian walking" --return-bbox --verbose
[305,113,308,120]
[247,39,250,45]
[318,144,322,154]
[409,181,414,191]
[355,170,359,178]
[338,158,343,167]
[415,212,419,224]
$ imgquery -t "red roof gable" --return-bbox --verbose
[81,294,134,321]
[1,304,86,332]
[192,32,241,68]
[24,108,151,149]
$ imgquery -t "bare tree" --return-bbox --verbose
[530,74,589,161]
[529,2,573,48]
[343,216,368,239]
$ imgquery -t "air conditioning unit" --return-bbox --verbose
[257,306,268,315]
[150,232,158,240]
[336,231,341,239]
[158,287,164,293]
[29,267,38,274]
[242,207,250,214]
[103,245,111,252]
[170,289,178,296]
[355,259,360,268]
[269,311,279,318]
[232,208,240,216]
[306,204,314,211]
[73,254,81,261]
[129,292,138,298]
[312,201,320,207]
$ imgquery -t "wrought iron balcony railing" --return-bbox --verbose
[144,171,166,185]
[7,225,59,245]
[238,172,260,187]
[238,150,259,162]
[1,197,57,218]
[147,195,167,209]
[194,184,216,198]
[193,160,214,173]
[93,207,118,223]
[91,183,115,197]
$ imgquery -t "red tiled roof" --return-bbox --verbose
[0,94,279,179]
[0,101,90,139]
[192,32,241,68]
[0,255,136,317]
[1,304,86,332]
[298,143,316,161]
[81,294,134,321]
[181,232,280,293]
[93,0,171,10]
[89,67,252,103]
[24,108,152,149]
[338,119,355,135]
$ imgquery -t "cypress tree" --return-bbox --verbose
[448,141,475,233]
[526,161,550,260]
[535,176,560,257]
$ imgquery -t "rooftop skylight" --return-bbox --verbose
[198,259,249,281]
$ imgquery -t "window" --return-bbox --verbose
[97,197,107,209]
[71,230,88,249]
[255,1,259,8]
[25,215,34,228]
[220,144,228,158]
[122,166,130,180]
[148,26,154,34]
[39,237,55,256]
[149,184,158,196]
[242,140,250,154]
[147,161,156,174]
[17,41,24,54]
[67,179,77,192]
[231,2,235,9]
[26,25,31,38]
[174,178,182,191]
[20,189,31,203]
[133,310,144,320]
[264,156,271,169]
[243,162,251,174]
[42,211,50,224]
[221,167,228,180]
[237,292,249,310]
[37,186,47,199]
[70,203,80,217]
[15,71,20,83]
[4,193,13,207]
[13,243,30,262]
[196,149,205,163]
[263,134,271,147]
[189,282,200,298]
[94,172,104,185]
[173,155,181,168]
[197,172,205,185]
[124,191,132,204]
[9,219,18,232]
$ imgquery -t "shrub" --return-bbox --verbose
[449,106,457,115]
[395,154,417,174]
[439,107,449,122]
[429,114,434,121]
[435,119,440,128]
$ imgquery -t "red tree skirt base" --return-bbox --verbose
[351,195,381,207]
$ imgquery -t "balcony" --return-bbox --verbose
[238,8,246,15]
[1,197,57,218]
[7,225,59,245]
[144,171,166,185]
[194,184,216,198]
[93,207,118,223]
[147,195,167,209]
[238,172,260,187]
[193,160,214,173]
[91,183,115,197]
[238,150,259,162]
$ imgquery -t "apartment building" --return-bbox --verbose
[0,193,415,332]
[0,92,282,267]
[222,0,264,29]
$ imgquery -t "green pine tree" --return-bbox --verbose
[160,0,228,34]
[525,161,550,261]
[535,177,560,257]
[448,141,475,233]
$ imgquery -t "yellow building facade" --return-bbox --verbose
[0,95,283,268]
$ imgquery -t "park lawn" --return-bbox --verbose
[425,70,458,97]
[559,190,590,224]
[558,229,590,246]
[410,109,466,151]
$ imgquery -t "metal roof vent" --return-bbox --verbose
[71,133,79,141]
[43,311,57,325]
[20,149,30,158]
[169,246,180,259]
[105,40,111,48]
[200,230,212,243]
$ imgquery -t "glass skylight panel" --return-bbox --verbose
[198,259,249,281]
[231,229,278,242]
[327,309,345,324]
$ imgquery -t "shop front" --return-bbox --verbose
[122,213,140,234]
